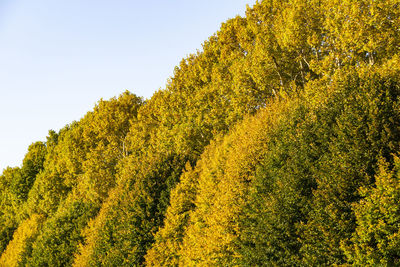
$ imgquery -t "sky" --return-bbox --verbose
[0,0,256,171]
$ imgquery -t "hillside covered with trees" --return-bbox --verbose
[1,0,400,265]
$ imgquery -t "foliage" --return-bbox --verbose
[0,214,44,267]
[1,0,400,265]
[343,156,400,266]
[25,201,97,267]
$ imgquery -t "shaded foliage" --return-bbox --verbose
[1,0,400,265]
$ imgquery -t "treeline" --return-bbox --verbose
[1,0,400,265]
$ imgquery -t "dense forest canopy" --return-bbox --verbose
[1,0,400,266]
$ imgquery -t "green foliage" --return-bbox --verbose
[343,156,400,266]
[235,68,400,266]
[145,162,198,266]
[13,142,47,202]
[26,91,143,217]
[178,100,296,266]
[2,0,400,265]
[19,92,143,266]
[25,201,97,267]
[299,69,400,265]
[237,96,316,266]
[73,153,187,266]
[0,168,21,254]
[0,214,44,267]
[0,142,47,255]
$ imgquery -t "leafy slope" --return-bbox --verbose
[1,0,400,266]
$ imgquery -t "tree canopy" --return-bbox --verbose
[1,0,400,265]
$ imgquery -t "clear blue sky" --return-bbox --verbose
[0,0,255,171]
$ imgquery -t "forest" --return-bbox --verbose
[1,0,400,266]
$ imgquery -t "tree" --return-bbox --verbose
[344,156,400,265]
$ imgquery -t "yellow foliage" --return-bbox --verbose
[72,185,122,267]
[145,163,199,266]
[179,100,290,265]
[0,214,44,267]
[145,95,295,266]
